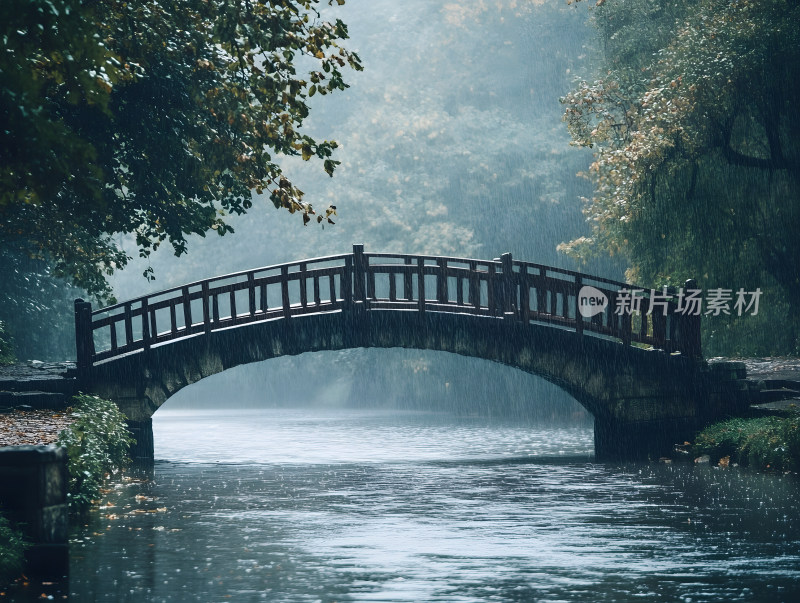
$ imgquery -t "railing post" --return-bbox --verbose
[417,257,426,314]
[500,253,515,320]
[353,244,366,305]
[677,278,702,358]
[437,258,448,304]
[74,299,94,383]
[574,275,583,335]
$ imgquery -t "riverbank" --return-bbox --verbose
[0,395,132,593]
[685,357,800,472]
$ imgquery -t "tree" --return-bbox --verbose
[0,0,361,302]
[561,0,800,354]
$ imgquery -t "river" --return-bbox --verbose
[41,408,800,601]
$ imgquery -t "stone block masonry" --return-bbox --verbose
[0,445,69,579]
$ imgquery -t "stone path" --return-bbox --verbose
[713,357,800,410]
[0,361,77,411]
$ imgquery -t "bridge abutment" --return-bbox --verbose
[126,419,154,464]
[593,417,701,461]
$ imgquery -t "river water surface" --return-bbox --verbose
[61,409,800,602]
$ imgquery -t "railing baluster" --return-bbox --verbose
[536,271,546,316]
[668,300,678,352]
[314,276,321,306]
[404,257,413,300]
[141,298,151,350]
[202,282,211,332]
[469,262,480,310]
[212,293,220,323]
[150,307,157,340]
[417,257,426,313]
[281,265,291,317]
[110,321,118,351]
[329,273,337,304]
[124,302,133,346]
[260,283,268,312]
[229,289,236,320]
[622,311,632,346]
[487,264,496,314]
[352,245,365,303]
[366,262,376,300]
[248,273,256,316]
[501,253,513,318]
[389,269,397,301]
[653,308,666,349]
[575,276,583,335]
[343,256,353,306]
[300,263,308,308]
[170,302,177,334]
[520,268,530,323]
[182,286,192,329]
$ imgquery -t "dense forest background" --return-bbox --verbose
[2,0,796,415]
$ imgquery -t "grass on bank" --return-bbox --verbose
[694,408,800,472]
[0,321,15,366]
[0,515,28,587]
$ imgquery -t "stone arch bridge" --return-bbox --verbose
[74,245,749,461]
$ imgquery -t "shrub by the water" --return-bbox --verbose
[0,321,15,366]
[0,514,27,585]
[56,394,134,513]
[694,410,800,472]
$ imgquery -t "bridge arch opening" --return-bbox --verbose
[151,348,595,463]
[156,348,592,421]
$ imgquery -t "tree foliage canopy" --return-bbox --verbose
[0,0,361,301]
[561,0,800,353]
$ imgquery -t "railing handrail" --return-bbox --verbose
[75,244,701,373]
[94,251,354,315]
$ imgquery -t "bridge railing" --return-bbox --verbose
[75,244,700,371]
